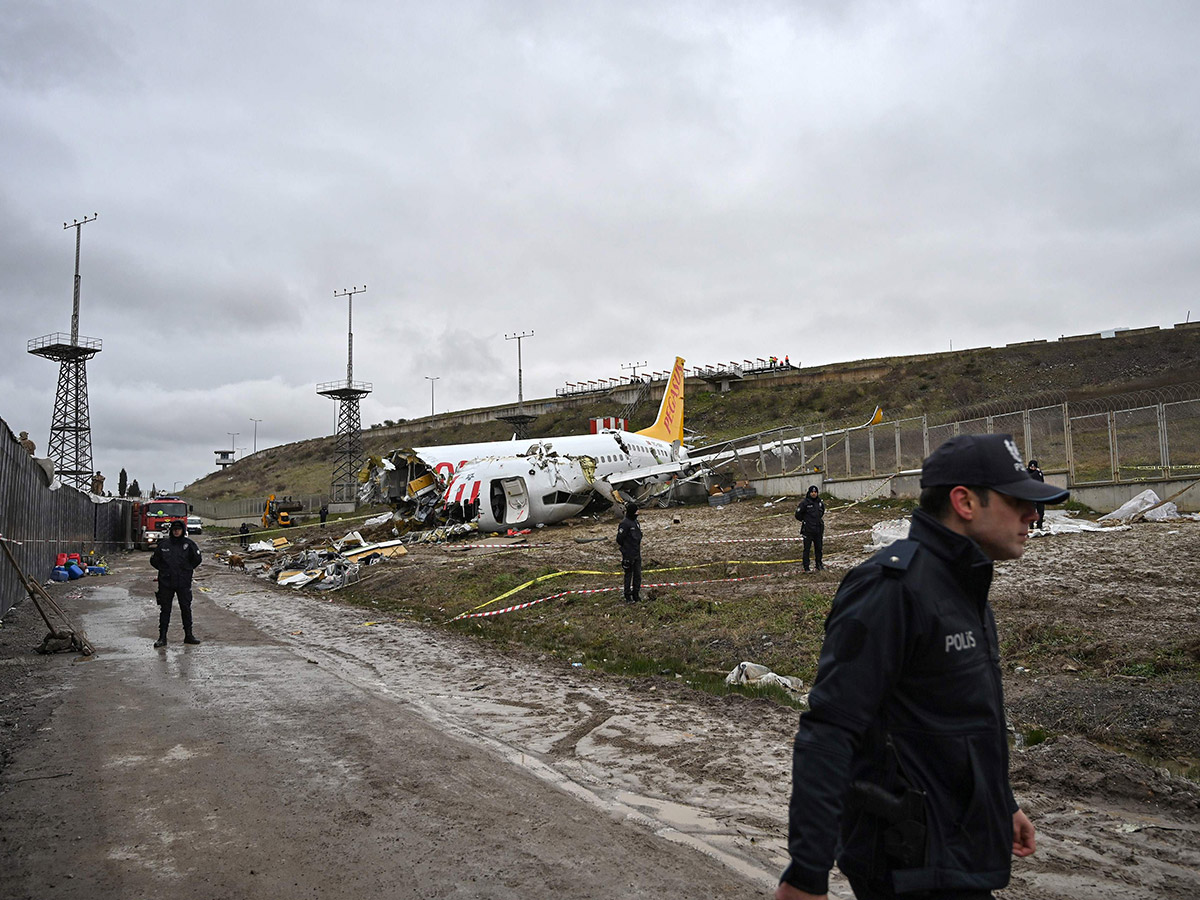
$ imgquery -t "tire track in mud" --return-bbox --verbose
[214,578,798,891]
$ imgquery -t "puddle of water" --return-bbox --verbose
[1096,742,1199,783]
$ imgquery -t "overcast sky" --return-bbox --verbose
[3,1,1198,493]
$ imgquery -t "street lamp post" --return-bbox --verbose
[227,432,239,459]
[250,418,262,454]
[424,376,440,423]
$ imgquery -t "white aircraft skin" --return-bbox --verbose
[369,358,689,531]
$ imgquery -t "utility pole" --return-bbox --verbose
[424,376,439,423]
[250,417,262,454]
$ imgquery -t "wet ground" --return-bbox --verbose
[2,505,1199,899]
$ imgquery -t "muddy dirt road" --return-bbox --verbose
[0,571,758,899]
[2,504,1199,899]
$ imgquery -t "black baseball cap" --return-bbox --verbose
[920,434,1069,503]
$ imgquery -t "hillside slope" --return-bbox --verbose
[187,326,1200,502]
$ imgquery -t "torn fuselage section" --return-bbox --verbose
[365,449,447,524]
[368,444,606,532]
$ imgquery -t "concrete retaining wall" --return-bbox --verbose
[749,471,1195,514]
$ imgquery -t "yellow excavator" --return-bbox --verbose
[262,494,303,529]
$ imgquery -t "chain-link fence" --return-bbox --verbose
[706,393,1199,487]
[188,493,328,521]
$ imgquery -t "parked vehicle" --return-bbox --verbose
[132,497,189,551]
[262,494,302,529]
[187,515,203,534]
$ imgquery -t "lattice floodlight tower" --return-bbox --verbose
[317,286,372,505]
[27,215,102,492]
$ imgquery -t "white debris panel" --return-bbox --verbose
[1098,488,1187,523]
[724,661,805,698]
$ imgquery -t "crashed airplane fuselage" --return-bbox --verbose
[365,358,689,531]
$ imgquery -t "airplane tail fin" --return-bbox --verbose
[636,357,686,444]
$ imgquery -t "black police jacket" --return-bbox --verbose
[150,533,203,589]
[795,496,825,533]
[615,515,642,560]
[781,508,1018,896]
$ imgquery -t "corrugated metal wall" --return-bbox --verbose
[0,415,132,618]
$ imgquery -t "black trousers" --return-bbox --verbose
[622,557,642,601]
[157,584,195,636]
[847,871,992,900]
[802,528,824,570]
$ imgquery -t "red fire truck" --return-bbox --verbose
[132,496,190,551]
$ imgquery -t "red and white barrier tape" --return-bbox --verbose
[705,529,873,544]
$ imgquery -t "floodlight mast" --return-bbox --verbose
[318,285,372,504]
[27,214,102,491]
[504,330,534,409]
[425,376,440,422]
[621,360,648,381]
[335,285,366,384]
[67,214,97,343]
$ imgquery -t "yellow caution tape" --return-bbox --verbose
[460,556,813,615]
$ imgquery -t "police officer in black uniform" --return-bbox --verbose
[615,501,643,603]
[1026,459,1046,531]
[795,485,826,572]
[776,434,1068,900]
[150,519,203,647]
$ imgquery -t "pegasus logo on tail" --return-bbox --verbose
[636,357,686,444]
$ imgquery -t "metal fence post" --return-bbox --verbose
[1064,403,1074,484]
[1158,402,1169,478]
[1108,411,1118,482]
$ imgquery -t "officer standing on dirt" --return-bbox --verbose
[615,501,643,603]
[149,519,203,648]
[239,521,250,548]
[795,485,826,572]
[776,434,1068,900]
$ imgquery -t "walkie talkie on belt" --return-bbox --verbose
[848,779,927,868]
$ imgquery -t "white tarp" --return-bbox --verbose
[363,511,395,528]
[247,540,276,552]
[1098,489,1183,522]
[867,518,910,550]
[868,510,1131,549]
[1041,509,1130,533]
[724,661,806,697]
